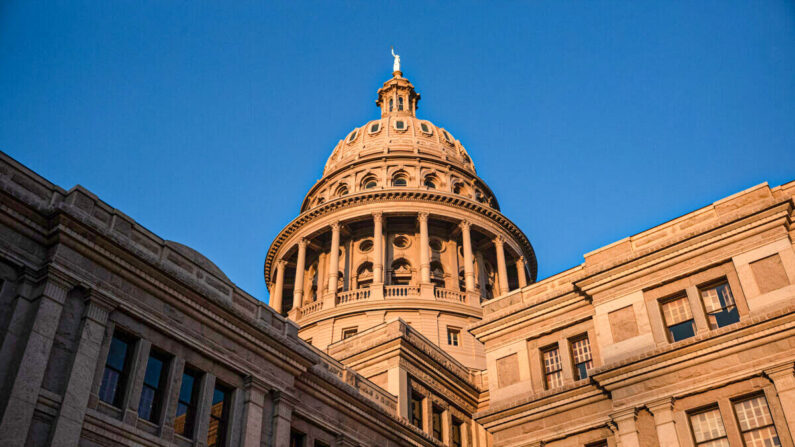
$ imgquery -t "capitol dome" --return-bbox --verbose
[265,66,536,369]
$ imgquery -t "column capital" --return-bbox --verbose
[765,362,794,380]
[244,376,269,393]
[85,289,116,323]
[459,220,471,230]
[494,235,505,246]
[330,221,341,231]
[297,238,308,248]
[372,211,383,222]
[276,259,287,269]
[610,407,638,424]
[417,211,429,223]
[646,397,675,414]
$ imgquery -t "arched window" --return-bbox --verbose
[430,261,445,289]
[398,97,404,111]
[424,176,438,189]
[389,98,394,112]
[362,176,378,190]
[392,172,408,187]
[356,262,374,288]
[391,259,412,285]
[336,185,349,197]
[315,196,325,206]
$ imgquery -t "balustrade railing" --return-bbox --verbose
[384,285,421,297]
[299,300,323,317]
[433,288,467,303]
[337,287,371,305]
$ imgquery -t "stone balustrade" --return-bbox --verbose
[433,287,467,303]
[384,284,421,298]
[337,287,371,305]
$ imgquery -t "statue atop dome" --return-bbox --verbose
[391,47,400,73]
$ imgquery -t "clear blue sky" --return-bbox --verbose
[2,1,794,300]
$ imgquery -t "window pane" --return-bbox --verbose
[668,320,696,342]
[690,407,727,443]
[208,385,230,447]
[432,408,442,439]
[742,426,781,447]
[143,355,164,388]
[571,337,592,364]
[543,348,562,374]
[106,336,130,371]
[138,386,155,421]
[734,396,775,431]
[661,296,693,325]
[98,368,120,404]
[179,373,196,403]
[709,307,740,329]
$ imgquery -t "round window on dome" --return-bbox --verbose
[347,129,358,143]
[359,239,374,253]
[394,120,406,131]
[393,235,411,249]
[420,122,432,135]
[369,122,381,134]
[364,180,377,189]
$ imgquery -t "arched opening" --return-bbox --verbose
[430,261,445,289]
[398,97,404,111]
[336,185,349,197]
[356,262,374,289]
[361,176,378,190]
[389,98,394,112]
[423,175,438,189]
[390,258,412,285]
[392,171,409,187]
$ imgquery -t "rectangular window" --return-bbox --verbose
[452,418,463,447]
[689,406,729,446]
[207,383,231,447]
[410,392,423,429]
[541,345,563,389]
[570,335,593,380]
[174,367,202,438]
[98,331,135,407]
[289,431,305,447]
[138,349,170,423]
[733,395,781,447]
[447,327,460,346]
[432,406,443,440]
[660,295,696,342]
[585,442,608,447]
[341,327,358,340]
[699,281,740,330]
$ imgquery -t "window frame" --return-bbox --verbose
[207,382,232,447]
[731,393,781,447]
[659,294,696,342]
[688,404,730,446]
[541,344,564,390]
[431,405,443,440]
[341,327,358,340]
[447,327,461,347]
[174,366,203,439]
[138,347,171,423]
[98,330,136,408]
[569,334,593,381]
[410,392,424,429]
[698,279,740,330]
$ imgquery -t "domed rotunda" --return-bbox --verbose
[265,66,536,369]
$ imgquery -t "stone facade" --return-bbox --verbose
[0,67,793,447]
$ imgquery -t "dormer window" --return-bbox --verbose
[398,97,404,111]
[369,122,381,134]
[420,122,432,134]
[347,129,358,143]
[394,120,406,131]
[443,130,453,143]
[389,99,393,112]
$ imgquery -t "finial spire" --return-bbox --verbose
[390,46,401,75]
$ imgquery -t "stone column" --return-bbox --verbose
[293,239,308,307]
[241,377,267,447]
[159,357,185,441]
[494,236,510,295]
[123,339,153,425]
[271,391,296,447]
[460,221,476,292]
[327,222,341,298]
[194,373,217,447]
[373,212,384,284]
[50,293,114,446]
[611,408,640,447]
[272,259,286,314]
[442,409,451,445]
[421,396,432,435]
[419,212,431,284]
[766,363,795,440]
[0,276,69,445]
[516,256,527,288]
[647,398,680,447]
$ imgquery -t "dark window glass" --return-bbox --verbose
[432,406,443,440]
[660,296,696,342]
[393,177,407,187]
[364,180,377,189]
[424,178,436,189]
[452,419,463,447]
[447,328,460,346]
[398,97,404,111]
[290,431,306,447]
[98,332,135,407]
[207,383,231,447]
[410,393,423,428]
[138,350,170,422]
[174,367,201,438]
[389,99,393,112]
[370,123,380,132]
[570,336,593,380]
[395,120,405,130]
[342,328,358,339]
[669,320,696,341]
[699,281,740,329]
[421,123,430,133]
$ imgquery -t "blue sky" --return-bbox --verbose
[1,1,794,300]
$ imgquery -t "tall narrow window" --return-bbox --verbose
[432,406,443,440]
[207,383,231,447]
[699,281,739,329]
[174,367,202,439]
[98,331,135,407]
[542,345,564,389]
[660,295,696,342]
[410,392,423,428]
[689,406,729,446]
[447,327,460,346]
[452,418,463,447]
[389,98,393,112]
[570,335,593,380]
[138,349,170,422]
[733,395,781,447]
[398,97,404,111]
[290,431,306,447]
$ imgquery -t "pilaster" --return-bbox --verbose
[646,397,680,447]
[766,362,795,441]
[610,407,640,447]
[241,377,267,447]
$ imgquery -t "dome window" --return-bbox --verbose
[347,129,358,143]
[393,235,411,249]
[443,130,453,143]
[336,185,349,197]
[398,97,404,111]
[423,176,438,189]
[369,122,381,134]
[394,120,406,131]
[363,178,378,190]
[420,122,432,135]
[359,239,373,253]
[452,183,464,195]
[393,176,407,187]
[389,99,394,112]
